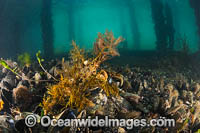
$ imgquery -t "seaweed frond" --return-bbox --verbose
[0,100,4,111]
[42,30,123,115]
[0,59,21,77]
[36,51,57,81]
[17,52,31,67]
[93,30,124,62]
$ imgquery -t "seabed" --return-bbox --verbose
[0,32,200,132]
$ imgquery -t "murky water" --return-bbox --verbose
[0,0,199,58]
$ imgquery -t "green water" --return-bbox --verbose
[0,0,199,58]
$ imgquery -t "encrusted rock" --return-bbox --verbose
[13,85,32,111]
[0,115,15,132]
[0,74,17,90]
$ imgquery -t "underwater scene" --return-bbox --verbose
[0,0,200,132]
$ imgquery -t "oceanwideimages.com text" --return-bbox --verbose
[25,115,175,129]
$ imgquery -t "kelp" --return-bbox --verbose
[42,30,123,115]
